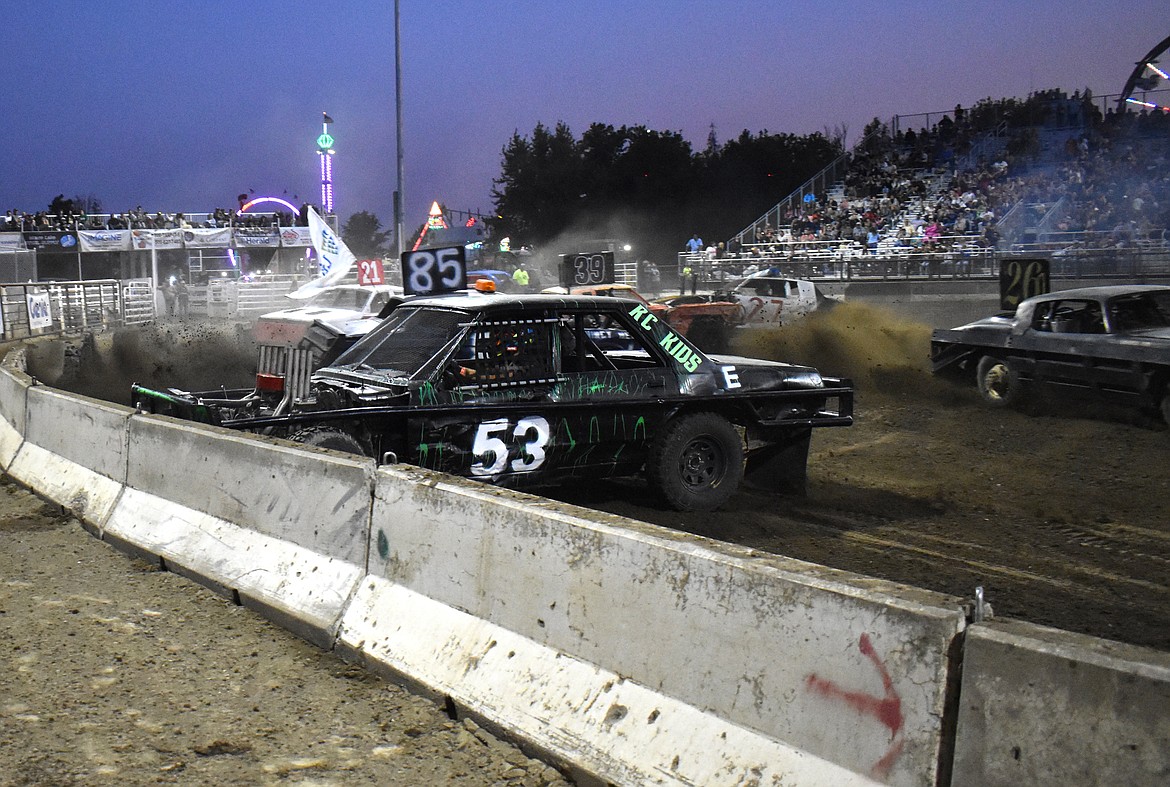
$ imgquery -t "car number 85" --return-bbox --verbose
[471,416,551,476]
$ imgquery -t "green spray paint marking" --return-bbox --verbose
[634,416,647,440]
[589,416,600,443]
[376,529,389,559]
[418,381,439,406]
[558,419,577,452]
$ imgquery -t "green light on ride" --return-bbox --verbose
[317,132,335,150]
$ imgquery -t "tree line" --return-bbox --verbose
[486,121,843,261]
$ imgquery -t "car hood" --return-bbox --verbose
[942,313,1015,332]
[705,353,826,390]
[1121,327,1170,340]
[254,309,382,346]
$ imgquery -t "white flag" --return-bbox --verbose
[288,207,357,299]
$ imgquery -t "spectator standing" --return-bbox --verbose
[686,234,703,253]
[511,262,530,291]
[158,280,177,318]
[175,277,190,318]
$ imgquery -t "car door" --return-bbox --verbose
[737,278,784,325]
[407,311,562,484]
[1026,298,1136,396]
[545,307,682,479]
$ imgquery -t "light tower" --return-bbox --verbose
[317,112,336,214]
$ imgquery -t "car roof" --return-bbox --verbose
[1024,285,1170,304]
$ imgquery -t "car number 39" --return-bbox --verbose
[471,416,552,476]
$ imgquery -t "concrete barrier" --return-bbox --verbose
[340,464,969,786]
[951,619,1170,786]
[0,357,31,469]
[102,415,375,647]
[7,385,131,526]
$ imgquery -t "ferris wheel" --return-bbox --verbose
[1118,34,1170,113]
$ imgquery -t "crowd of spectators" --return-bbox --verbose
[715,94,1170,270]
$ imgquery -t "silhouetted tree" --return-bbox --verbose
[341,210,391,258]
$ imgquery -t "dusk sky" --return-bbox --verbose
[2,1,1164,235]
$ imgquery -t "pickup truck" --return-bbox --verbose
[930,285,1170,424]
[133,292,853,511]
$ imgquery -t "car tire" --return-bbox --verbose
[648,412,744,512]
[290,426,366,456]
[1160,386,1170,427]
[976,355,1027,408]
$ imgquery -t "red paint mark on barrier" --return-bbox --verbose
[805,633,905,780]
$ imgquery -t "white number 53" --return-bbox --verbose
[471,416,551,476]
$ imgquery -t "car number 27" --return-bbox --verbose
[471,416,551,476]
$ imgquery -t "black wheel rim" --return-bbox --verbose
[678,435,724,488]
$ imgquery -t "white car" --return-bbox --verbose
[253,284,406,376]
[725,272,839,326]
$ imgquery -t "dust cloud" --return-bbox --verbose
[36,321,257,405]
[31,303,967,407]
[729,301,968,400]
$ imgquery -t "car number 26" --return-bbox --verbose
[471,416,551,476]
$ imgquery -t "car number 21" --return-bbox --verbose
[471,416,551,476]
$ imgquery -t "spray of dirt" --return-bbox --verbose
[46,321,258,404]
[729,301,972,402]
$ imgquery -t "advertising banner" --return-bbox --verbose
[182,227,232,248]
[0,233,24,251]
[26,291,52,330]
[23,231,78,254]
[234,228,280,247]
[78,229,132,252]
[131,228,184,250]
[279,226,313,247]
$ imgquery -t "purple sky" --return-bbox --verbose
[1,1,1164,233]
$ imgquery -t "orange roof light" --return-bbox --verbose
[474,279,496,293]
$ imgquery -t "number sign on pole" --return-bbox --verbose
[559,251,615,289]
[401,245,467,296]
[356,259,386,286]
[999,258,1050,311]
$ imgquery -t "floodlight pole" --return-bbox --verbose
[394,0,405,260]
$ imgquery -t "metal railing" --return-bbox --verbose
[677,240,1170,287]
[0,279,149,341]
[729,152,854,251]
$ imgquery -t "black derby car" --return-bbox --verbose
[931,285,1170,425]
[134,293,853,511]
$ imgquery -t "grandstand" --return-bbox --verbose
[679,89,1170,285]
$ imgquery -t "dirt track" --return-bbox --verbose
[0,478,572,786]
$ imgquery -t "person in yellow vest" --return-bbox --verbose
[512,262,530,291]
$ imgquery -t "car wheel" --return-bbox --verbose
[976,355,1026,408]
[648,412,744,512]
[1160,386,1170,427]
[290,426,366,456]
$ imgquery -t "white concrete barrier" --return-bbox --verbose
[7,385,131,526]
[340,464,969,786]
[0,359,31,468]
[951,619,1170,786]
[102,415,375,647]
